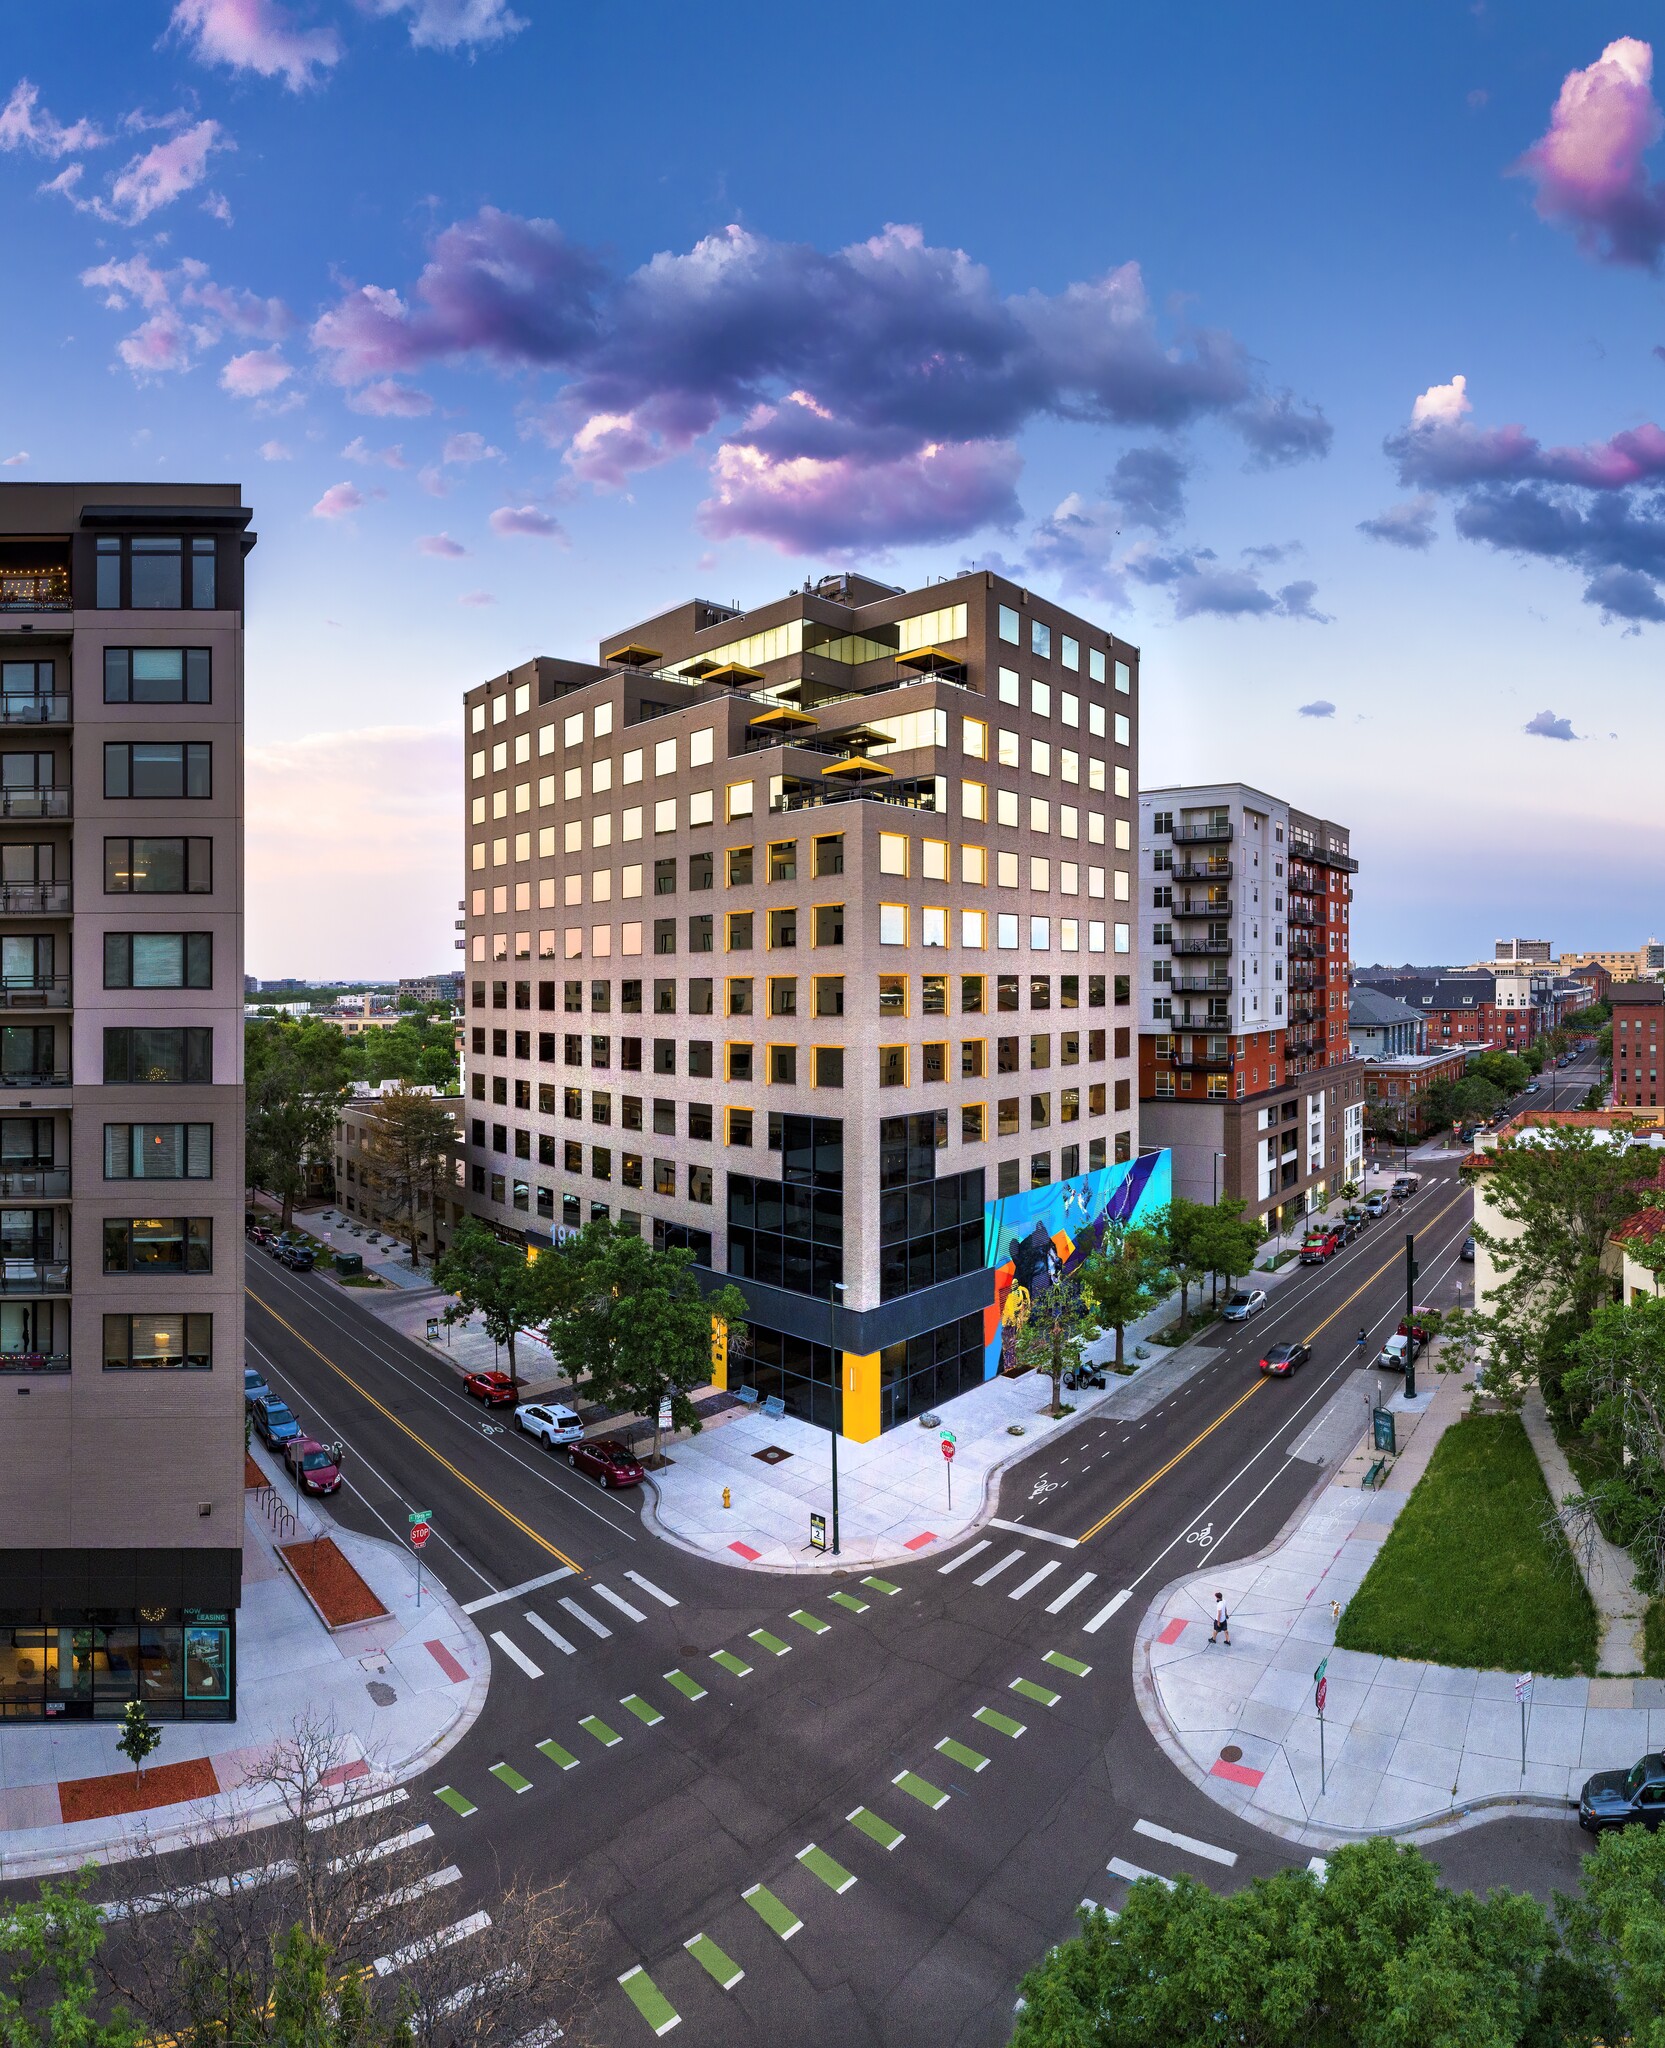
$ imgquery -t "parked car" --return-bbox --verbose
[463,1369,518,1406]
[1524,1081,1541,1095]
[1342,1207,1368,1231]
[243,1364,269,1406]
[1221,1288,1268,1321]
[1580,1753,1665,1832]
[251,1395,301,1449]
[515,1400,583,1448]
[1259,1342,1311,1377]
[1460,1235,1476,1263]
[280,1245,316,1271]
[1300,1231,1341,1264]
[1377,1331,1423,1370]
[283,1435,343,1496]
[567,1436,645,1489]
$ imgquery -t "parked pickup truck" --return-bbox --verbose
[1391,1173,1421,1199]
[1300,1230,1341,1264]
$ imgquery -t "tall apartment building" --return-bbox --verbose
[1495,938,1553,964]
[0,483,248,1724]
[1137,782,1363,1231]
[1611,982,1665,1109]
[460,570,1165,1442]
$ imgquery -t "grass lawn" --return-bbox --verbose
[1646,1596,1665,1679]
[1336,1412,1598,1676]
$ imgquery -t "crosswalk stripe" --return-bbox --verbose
[938,1539,991,1575]
[366,1865,462,1914]
[1107,1856,1176,1890]
[593,1583,648,1624]
[523,1612,576,1655]
[1133,1818,1236,1867]
[461,1566,576,1615]
[1009,1560,1062,1601]
[490,1630,543,1678]
[1308,1856,1329,1884]
[625,1571,678,1608]
[373,1910,491,1976]
[305,1787,408,1832]
[989,1518,1078,1549]
[972,1549,1025,1588]
[617,1963,680,2036]
[1045,1571,1098,1614]
[1082,1588,1131,1635]
[558,1596,612,1639]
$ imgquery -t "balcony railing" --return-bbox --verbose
[1173,898,1233,918]
[1171,861,1232,882]
[0,977,69,1010]
[1170,1052,1234,1073]
[0,788,69,820]
[1170,823,1232,845]
[0,695,69,726]
[0,1350,67,1374]
[1169,974,1232,994]
[1171,937,1232,956]
[0,1260,68,1294]
[0,884,70,916]
[0,1071,69,1089]
[0,569,70,612]
[0,1169,68,1199]
[774,782,941,814]
[1289,908,1324,928]
[1289,941,1321,961]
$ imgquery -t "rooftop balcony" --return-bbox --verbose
[0,885,70,916]
[0,1070,69,1090]
[0,1350,67,1375]
[0,568,69,614]
[1170,823,1233,845]
[0,695,69,726]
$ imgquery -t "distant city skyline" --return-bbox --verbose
[0,7,1658,971]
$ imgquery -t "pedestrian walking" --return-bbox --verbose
[1207,1591,1231,1647]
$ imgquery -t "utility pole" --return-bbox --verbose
[1404,1230,1418,1399]
[829,1281,845,1555]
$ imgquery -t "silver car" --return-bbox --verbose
[1222,1288,1268,1321]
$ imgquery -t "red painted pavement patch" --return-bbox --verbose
[904,1532,937,1551]
[322,1757,370,1788]
[1156,1617,1190,1646]
[425,1639,468,1683]
[729,1541,762,1562]
[1212,1758,1265,1788]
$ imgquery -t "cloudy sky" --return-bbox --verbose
[3,4,1662,973]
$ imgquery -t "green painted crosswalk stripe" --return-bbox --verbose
[847,1805,905,1851]
[683,1931,744,1990]
[537,1738,579,1771]
[789,1608,829,1634]
[434,1785,476,1817]
[663,1668,707,1701]
[621,1694,663,1726]
[829,1591,868,1614]
[617,1963,679,2037]
[1044,1649,1092,1677]
[796,1842,857,1894]
[892,1769,950,1811]
[742,1883,801,1940]
[936,1736,990,1774]
[580,1714,623,1747]
[861,1576,900,1596]
[1011,1677,1061,1708]
[710,1649,752,1678]
[489,1761,532,1794]
[974,1706,1026,1739]
[748,1628,791,1657]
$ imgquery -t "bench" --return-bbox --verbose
[762,1394,786,1420]
[733,1385,758,1406]
[1362,1458,1388,1491]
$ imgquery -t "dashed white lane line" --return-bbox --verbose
[490,1631,543,1678]
[1133,1818,1238,1867]
[1009,1560,1062,1601]
[939,1539,992,1575]
[1082,1588,1132,1634]
[1045,1571,1098,1614]
[972,1549,1025,1588]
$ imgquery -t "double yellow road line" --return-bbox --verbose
[1074,1186,1472,1546]
[248,1291,583,1575]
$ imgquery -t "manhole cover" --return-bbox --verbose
[366,1679,398,1708]
[753,1444,791,1464]
[1219,1744,1243,1763]
[680,1644,699,1657]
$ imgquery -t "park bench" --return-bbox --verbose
[1362,1457,1388,1490]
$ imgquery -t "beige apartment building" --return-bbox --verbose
[460,571,1166,1441]
[0,483,248,1724]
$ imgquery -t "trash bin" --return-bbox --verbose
[335,1252,364,1277]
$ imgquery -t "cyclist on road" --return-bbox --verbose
[1356,1326,1368,1355]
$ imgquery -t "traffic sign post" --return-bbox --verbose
[941,1431,956,1511]
[1315,1656,1329,1795]
[1516,1672,1533,1774]
[409,1511,432,1605]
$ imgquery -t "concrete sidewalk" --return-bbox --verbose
[0,1440,490,1880]
[1134,1369,1659,1850]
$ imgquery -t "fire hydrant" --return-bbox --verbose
[722,1486,731,1510]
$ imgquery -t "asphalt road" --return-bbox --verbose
[227,1139,1606,2047]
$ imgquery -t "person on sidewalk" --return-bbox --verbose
[1207,1592,1231,1647]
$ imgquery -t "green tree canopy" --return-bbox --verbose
[1190,1196,1262,1303]
[1472,1049,1530,1095]
[1009,1268,1102,1414]
[246,1019,352,1228]
[1561,1293,1665,1587]
[433,1217,553,1393]
[1077,1223,1168,1367]
[1453,1076,1505,1125]
[360,1088,458,1265]
[0,1873,138,2047]
[1155,1198,1212,1334]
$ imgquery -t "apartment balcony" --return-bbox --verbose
[0,694,69,726]
[1169,1052,1234,1073]
[1289,941,1321,961]
[0,977,69,1010]
[0,1168,68,1199]
[1290,967,1322,989]
[1170,823,1233,845]
[0,1349,67,1374]
[0,1070,69,1089]
[1171,936,1232,956]
[1171,861,1232,882]
[0,885,70,916]
[0,1260,68,1294]
[1289,908,1325,928]
[1172,897,1233,918]
[0,568,70,613]
[0,788,69,821]
[1170,973,1233,994]
[1285,1033,1322,1056]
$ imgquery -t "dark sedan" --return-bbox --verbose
[1580,1754,1665,1832]
[1259,1342,1311,1377]
[568,1436,645,1489]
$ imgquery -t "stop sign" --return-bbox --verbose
[410,1521,431,1550]
[941,1439,955,1462]
[1315,1676,1328,1714]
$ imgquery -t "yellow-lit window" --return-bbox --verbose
[879,903,908,946]
[962,780,987,821]
[962,717,987,760]
[961,844,986,886]
[879,832,909,876]
[998,851,1019,888]
[961,909,987,948]
[1030,857,1050,892]
[922,838,948,881]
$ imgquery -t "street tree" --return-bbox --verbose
[1452,1076,1505,1126]
[1560,1294,1665,1589]
[433,1217,549,1396]
[1009,1266,1101,1415]
[0,1874,138,2048]
[1471,1049,1530,1096]
[1076,1223,1168,1368]
[361,1088,457,1267]
[1156,1198,1212,1335]
[116,1699,160,1793]
[245,1019,351,1228]
[1192,1196,1262,1306]
[546,1221,747,1460]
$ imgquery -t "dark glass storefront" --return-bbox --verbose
[731,1326,839,1431]
[0,1607,234,1720]
[876,1313,987,1433]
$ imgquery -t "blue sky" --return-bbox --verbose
[3,3,1663,975]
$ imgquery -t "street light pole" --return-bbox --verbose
[829,1280,845,1556]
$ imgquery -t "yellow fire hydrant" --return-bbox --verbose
[722,1486,731,1510]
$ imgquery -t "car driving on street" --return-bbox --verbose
[1221,1288,1268,1321]
[1259,1342,1311,1377]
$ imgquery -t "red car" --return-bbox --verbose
[283,1435,343,1496]
[567,1436,645,1489]
[463,1370,518,1406]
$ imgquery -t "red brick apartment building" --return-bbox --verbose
[1612,982,1665,1109]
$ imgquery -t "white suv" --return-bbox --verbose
[515,1401,584,1448]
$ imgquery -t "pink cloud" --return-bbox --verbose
[80,254,173,312]
[417,532,468,556]
[698,437,1022,555]
[362,0,527,52]
[418,464,448,497]
[0,79,107,158]
[182,277,292,337]
[563,410,673,487]
[1390,375,1665,490]
[258,439,293,460]
[311,480,384,519]
[441,430,502,464]
[1,452,28,469]
[457,589,496,605]
[219,346,293,398]
[170,0,342,91]
[91,120,223,224]
[346,376,434,417]
[489,503,566,539]
[1514,37,1665,268]
[117,312,194,377]
[342,435,408,467]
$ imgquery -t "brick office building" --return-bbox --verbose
[1137,783,1364,1233]
[458,571,1164,1441]
[1612,982,1665,1109]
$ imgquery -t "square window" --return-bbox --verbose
[879,903,908,946]
[998,606,1020,645]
